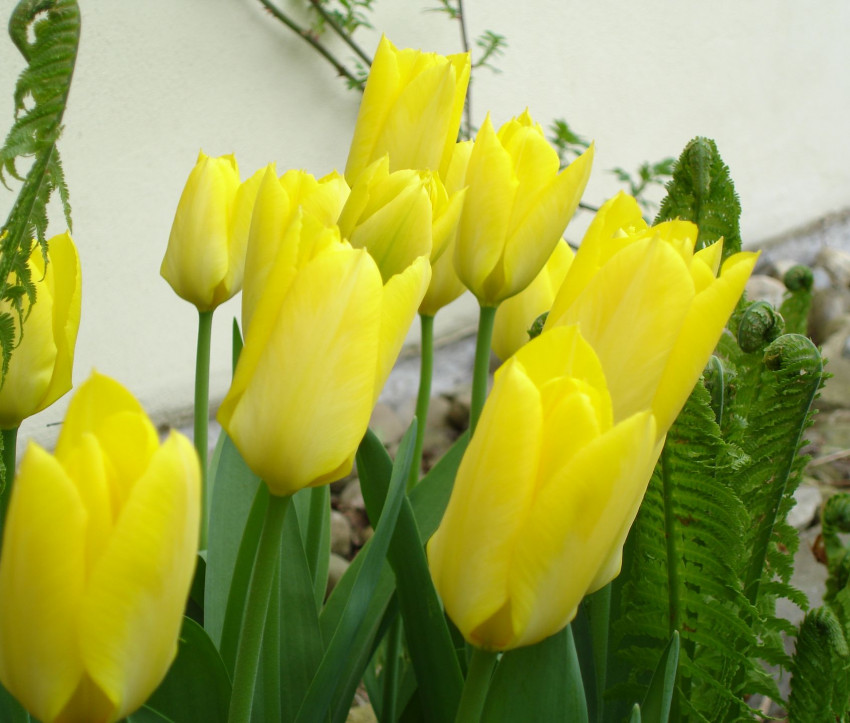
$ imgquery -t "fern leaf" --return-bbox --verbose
[654,137,742,260]
[0,0,80,380]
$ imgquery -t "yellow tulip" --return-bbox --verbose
[0,372,200,723]
[241,166,350,332]
[0,232,81,429]
[491,239,573,361]
[219,212,431,496]
[338,156,464,281]
[544,192,758,435]
[428,326,658,651]
[160,151,264,311]
[345,35,470,184]
[453,111,593,307]
[419,141,473,316]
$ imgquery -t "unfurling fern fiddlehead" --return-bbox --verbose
[0,0,80,380]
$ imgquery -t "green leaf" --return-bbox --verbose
[232,317,243,374]
[481,626,588,723]
[628,704,641,723]
[295,423,416,723]
[640,631,679,723]
[278,497,325,722]
[144,617,231,723]
[204,431,268,656]
[357,429,463,722]
[126,707,174,723]
[292,485,331,609]
[0,682,29,722]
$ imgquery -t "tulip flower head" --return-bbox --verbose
[219,212,431,496]
[160,151,264,311]
[491,239,573,361]
[0,232,81,429]
[453,111,593,307]
[428,326,658,651]
[345,36,470,184]
[544,192,758,436]
[241,166,350,332]
[0,372,200,723]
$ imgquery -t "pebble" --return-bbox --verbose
[346,704,377,723]
[746,274,786,310]
[326,553,350,596]
[817,320,850,408]
[808,287,850,344]
[330,509,352,557]
[814,247,850,289]
[788,484,823,530]
[369,403,406,449]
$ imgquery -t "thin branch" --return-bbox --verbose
[455,0,473,139]
[306,0,373,66]
[258,0,365,90]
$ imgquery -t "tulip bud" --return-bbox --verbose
[0,232,81,429]
[219,212,431,496]
[428,326,658,651]
[160,151,264,311]
[242,166,350,333]
[453,111,593,307]
[545,192,758,436]
[0,372,200,723]
[419,141,473,317]
[345,36,470,184]
[491,239,573,361]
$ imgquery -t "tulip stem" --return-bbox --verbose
[228,493,291,723]
[409,314,435,490]
[195,309,213,548]
[0,426,17,539]
[470,305,497,434]
[455,647,499,722]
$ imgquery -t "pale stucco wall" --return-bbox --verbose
[1,0,849,449]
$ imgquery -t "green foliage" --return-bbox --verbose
[605,138,824,721]
[654,137,742,261]
[0,0,79,380]
[779,264,814,336]
[549,118,591,169]
[473,30,507,71]
[306,0,376,36]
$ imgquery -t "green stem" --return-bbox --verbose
[195,309,213,547]
[455,647,499,722]
[306,0,373,65]
[228,493,291,723]
[409,314,435,491]
[382,615,403,722]
[661,446,682,637]
[587,585,611,723]
[0,426,18,541]
[469,305,497,435]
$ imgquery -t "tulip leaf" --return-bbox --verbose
[0,682,29,722]
[481,626,588,723]
[639,631,679,723]
[292,485,331,609]
[126,708,174,723]
[628,704,642,723]
[277,497,325,722]
[408,431,468,541]
[357,428,463,723]
[204,431,264,652]
[143,617,231,723]
[295,423,415,723]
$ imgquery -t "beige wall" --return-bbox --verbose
[1,0,849,448]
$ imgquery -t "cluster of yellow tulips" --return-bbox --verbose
[0,33,757,722]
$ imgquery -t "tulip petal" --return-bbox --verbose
[0,444,88,723]
[557,238,695,424]
[55,372,147,462]
[508,411,656,648]
[78,432,200,720]
[374,255,431,401]
[428,360,542,650]
[419,234,467,316]
[220,164,267,303]
[653,251,759,432]
[223,247,384,494]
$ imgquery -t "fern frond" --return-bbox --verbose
[0,0,80,380]
[654,137,742,260]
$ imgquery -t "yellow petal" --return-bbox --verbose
[222,247,383,495]
[0,443,87,723]
[219,164,267,302]
[78,432,200,719]
[507,411,656,648]
[419,234,467,316]
[428,360,542,650]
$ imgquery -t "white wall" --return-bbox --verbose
[1,0,848,448]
